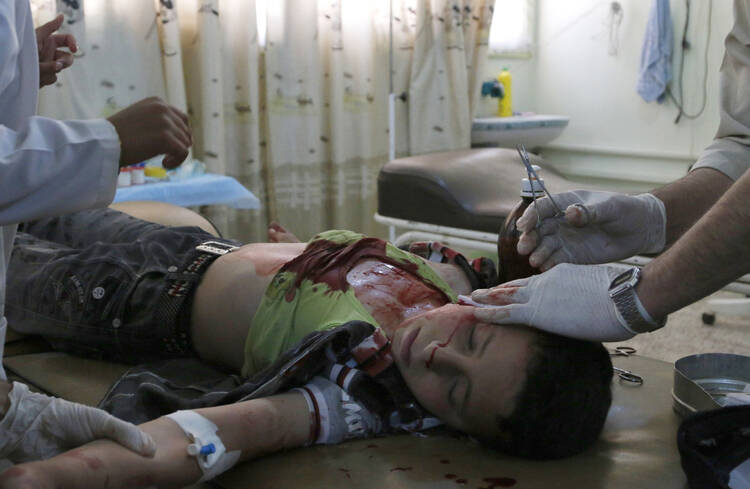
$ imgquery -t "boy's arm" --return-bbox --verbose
[0,392,311,489]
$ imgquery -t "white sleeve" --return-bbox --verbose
[691,0,750,181]
[0,116,120,226]
[692,138,750,182]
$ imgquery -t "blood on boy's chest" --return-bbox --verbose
[347,259,449,329]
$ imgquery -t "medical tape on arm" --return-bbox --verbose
[165,410,241,482]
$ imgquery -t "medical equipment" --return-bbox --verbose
[516,144,564,223]
[131,163,145,185]
[165,410,241,481]
[497,155,546,283]
[117,167,132,188]
[609,347,645,385]
[672,353,750,417]
[613,367,644,385]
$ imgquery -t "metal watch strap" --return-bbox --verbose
[609,268,665,334]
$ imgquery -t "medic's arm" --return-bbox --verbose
[0,3,120,226]
[638,166,750,320]
[0,117,120,226]
[653,1,750,246]
[0,392,312,489]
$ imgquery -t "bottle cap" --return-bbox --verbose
[521,165,545,197]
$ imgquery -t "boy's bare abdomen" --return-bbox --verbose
[190,242,306,371]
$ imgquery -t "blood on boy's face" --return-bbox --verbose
[390,304,534,437]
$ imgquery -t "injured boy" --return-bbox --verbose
[0,205,613,488]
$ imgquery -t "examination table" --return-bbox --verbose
[376,147,610,253]
[3,330,688,488]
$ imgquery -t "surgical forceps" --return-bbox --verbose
[608,346,644,385]
[515,144,564,228]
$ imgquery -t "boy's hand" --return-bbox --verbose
[36,14,77,88]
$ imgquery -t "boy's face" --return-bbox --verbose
[391,304,534,437]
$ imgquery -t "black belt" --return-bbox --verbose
[154,240,239,355]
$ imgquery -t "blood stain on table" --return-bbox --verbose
[479,477,517,488]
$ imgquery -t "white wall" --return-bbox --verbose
[481,0,733,191]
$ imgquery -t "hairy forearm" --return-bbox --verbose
[652,167,733,247]
[638,169,750,319]
[1,393,311,489]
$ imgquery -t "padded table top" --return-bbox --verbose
[378,148,607,233]
[3,339,687,489]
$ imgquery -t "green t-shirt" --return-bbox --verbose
[242,230,458,377]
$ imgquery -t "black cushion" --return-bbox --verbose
[377,148,604,233]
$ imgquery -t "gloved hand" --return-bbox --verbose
[294,376,381,445]
[470,263,636,342]
[0,382,156,462]
[516,191,666,270]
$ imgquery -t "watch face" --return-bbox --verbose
[611,268,636,289]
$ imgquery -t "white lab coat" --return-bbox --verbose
[0,0,120,379]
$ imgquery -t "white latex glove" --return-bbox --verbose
[470,264,636,342]
[0,382,156,462]
[516,191,666,270]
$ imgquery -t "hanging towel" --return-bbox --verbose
[636,0,673,103]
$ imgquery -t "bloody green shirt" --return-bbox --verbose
[242,230,457,377]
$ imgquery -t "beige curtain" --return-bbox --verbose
[33,0,493,243]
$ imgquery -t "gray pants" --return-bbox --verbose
[6,208,240,364]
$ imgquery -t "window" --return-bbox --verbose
[488,0,535,57]
[256,0,268,48]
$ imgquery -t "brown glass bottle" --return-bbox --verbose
[497,173,544,283]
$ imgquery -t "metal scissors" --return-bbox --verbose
[610,346,637,357]
[515,144,564,227]
[613,367,644,385]
[608,346,644,385]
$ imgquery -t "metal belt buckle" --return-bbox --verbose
[195,241,239,256]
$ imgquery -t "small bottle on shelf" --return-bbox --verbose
[131,163,145,185]
[117,166,131,187]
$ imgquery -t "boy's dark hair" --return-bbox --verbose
[480,330,614,459]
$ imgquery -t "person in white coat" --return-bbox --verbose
[0,1,192,462]
[471,0,750,343]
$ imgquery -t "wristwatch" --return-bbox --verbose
[608,267,665,334]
